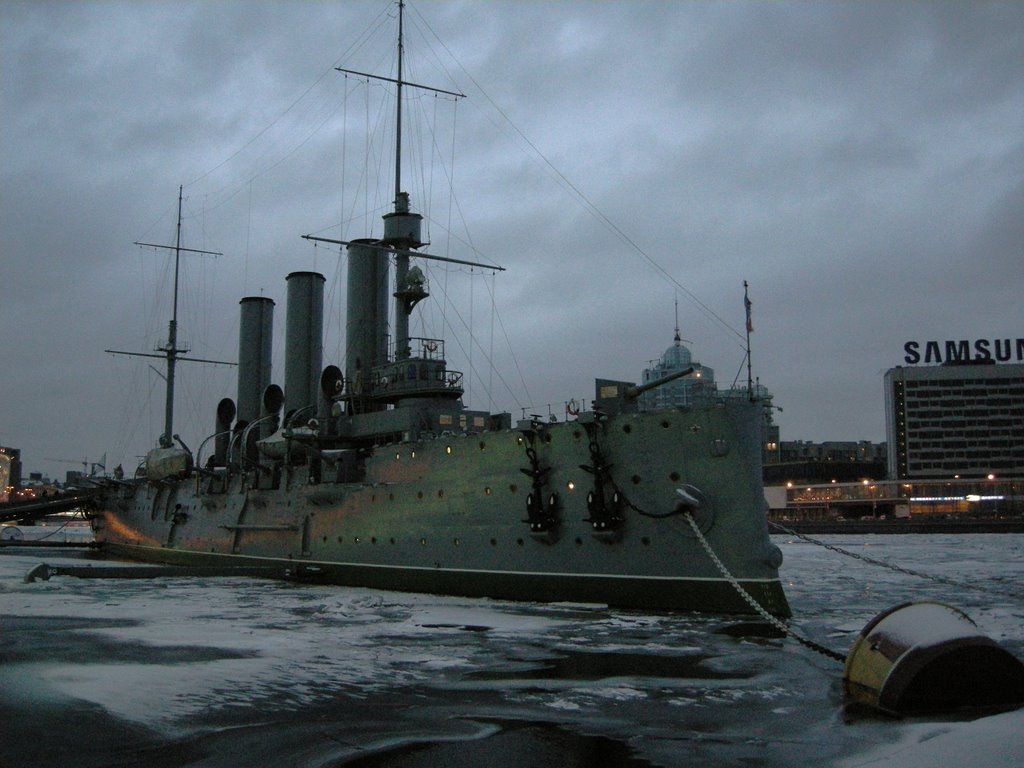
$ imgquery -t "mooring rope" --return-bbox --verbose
[768,520,1024,602]
[683,512,846,663]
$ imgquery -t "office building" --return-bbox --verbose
[885,360,1024,480]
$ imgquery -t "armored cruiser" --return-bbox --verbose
[92,2,788,616]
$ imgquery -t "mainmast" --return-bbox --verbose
[107,186,233,449]
[394,0,405,202]
[390,0,416,362]
[328,0,470,368]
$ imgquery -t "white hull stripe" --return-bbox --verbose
[106,544,782,584]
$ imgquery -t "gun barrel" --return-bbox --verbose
[625,367,695,400]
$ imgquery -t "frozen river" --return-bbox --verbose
[2,533,1022,767]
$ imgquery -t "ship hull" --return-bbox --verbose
[97,542,787,614]
[94,402,790,616]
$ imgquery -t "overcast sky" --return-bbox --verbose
[3,0,1022,481]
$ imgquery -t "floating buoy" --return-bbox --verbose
[844,601,1024,715]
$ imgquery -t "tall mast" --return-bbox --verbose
[329,3,467,372]
[394,0,404,202]
[164,185,185,447]
[390,0,417,360]
[106,187,233,450]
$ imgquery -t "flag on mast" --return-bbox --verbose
[744,282,753,334]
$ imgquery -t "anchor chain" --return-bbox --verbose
[684,512,845,663]
[519,434,558,535]
[579,424,624,535]
[769,520,1024,602]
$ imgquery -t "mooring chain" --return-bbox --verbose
[683,512,846,663]
[768,520,1024,602]
[27,518,76,543]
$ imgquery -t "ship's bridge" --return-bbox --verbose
[371,337,464,403]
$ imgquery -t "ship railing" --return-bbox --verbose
[371,362,464,398]
[384,336,446,362]
[410,337,445,361]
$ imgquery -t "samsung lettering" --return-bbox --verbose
[903,338,1024,364]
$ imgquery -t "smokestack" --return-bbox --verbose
[284,271,325,422]
[345,240,389,402]
[237,296,274,427]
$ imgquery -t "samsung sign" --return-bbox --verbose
[904,338,1024,365]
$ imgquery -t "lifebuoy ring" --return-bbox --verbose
[424,340,438,353]
[566,398,580,416]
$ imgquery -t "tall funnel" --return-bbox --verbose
[237,296,275,429]
[285,271,326,421]
[345,240,389,401]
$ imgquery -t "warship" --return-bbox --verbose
[92,2,789,617]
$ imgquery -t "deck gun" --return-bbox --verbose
[591,367,696,416]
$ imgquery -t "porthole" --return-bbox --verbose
[484,486,492,496]
[670,472,680,482]
[642,537,651,546]
[516,538,524,546]
[479,441,486,451]
[453,538,461,546]
[417,491,424,499]
[390,537,396,545]
[446,445,453,455]
[354,537,360,544]
[371,537,377,544]
[509,484,518,493]
[661,420,671,429]
[420,538,427,546]
[490,538,497,546]
[574,537,583,546]
[631,474,641,485]
[566,481,575,491]
[623,424,632,434]
[438,489,444,498]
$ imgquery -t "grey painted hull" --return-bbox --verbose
[94,400,789,616]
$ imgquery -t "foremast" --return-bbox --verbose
[107,186,233,450]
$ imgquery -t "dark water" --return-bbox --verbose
[2,534,1022,767]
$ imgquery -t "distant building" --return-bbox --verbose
[885,360,1024,480]
[779,440,886,464]
[0,446,22,502]
[764,440,887,486]
[638,331,779,462]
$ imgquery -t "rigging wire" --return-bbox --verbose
[408,1,746,347]
[183,1,394,191]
